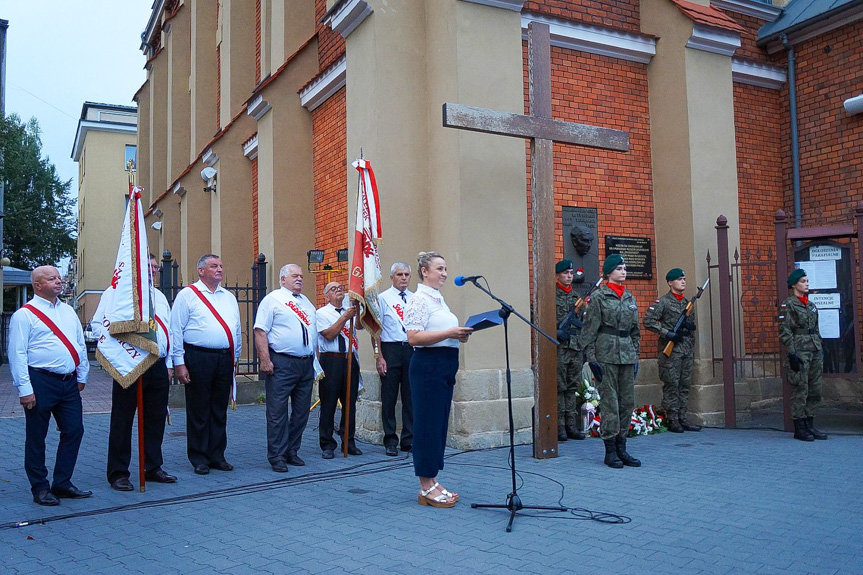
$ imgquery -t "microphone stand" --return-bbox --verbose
[464,278,567,532]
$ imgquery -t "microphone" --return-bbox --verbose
[454,275,482,286]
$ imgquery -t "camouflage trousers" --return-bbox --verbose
[658,350,694,419]
[557,347,581,427]
[787,349,823,419]
[597,363,635,440]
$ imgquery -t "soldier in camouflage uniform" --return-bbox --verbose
[779,268,827,441]
[555,259,585,442]
[580,254,641,468]
[643,268,701,433]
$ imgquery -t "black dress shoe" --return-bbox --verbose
[285,453,305,466]
[400,445,412,453]
[145,469,178,483]
[33,489,60,506]
[385,445,398,456]
[346,445,363,456]
[322,449,335,459]
[271,460,288,473]
[209,461,234,471]
[194,464,210,475]
[51,485,93,499]
[110,477,134,491]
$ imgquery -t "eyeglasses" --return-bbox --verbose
[326,286,345,293]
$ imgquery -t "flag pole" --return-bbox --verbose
[128,160,147,493]
[343,306,356,458]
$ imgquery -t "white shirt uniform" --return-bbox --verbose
[254,287,317,356]
[90,287,173,368]
[8,295,90,397]
[170,280,242,366]
[378,286,412,344]
[404,283,459,349]
[316,303,358,354]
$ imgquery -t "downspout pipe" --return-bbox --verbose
[782,34,802,229]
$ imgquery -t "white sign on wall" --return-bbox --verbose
[818,309,840,339]
[809,245,842,261]
[810,293,841,309]
[795,260,837,290]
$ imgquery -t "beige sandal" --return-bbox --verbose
[418,484,456,508]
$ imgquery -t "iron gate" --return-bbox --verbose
[159,252,268,376]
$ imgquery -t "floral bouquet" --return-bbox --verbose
[578,364,602,436]
[628,404,666,437]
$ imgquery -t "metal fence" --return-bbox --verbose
[158,252,268,376]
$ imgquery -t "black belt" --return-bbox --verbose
[269,348,314,360]
[793,328,817,335]
[185,343,231,355]
[31,367,76,381]
[320,352,349,359]
[381,341,412,348]
[599,326,630,337]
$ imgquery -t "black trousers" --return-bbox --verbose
[24,368,84,494]
[318,354,360,451]
[409,347,458,478]
[380,342,413,449]
[183,345,233,467]
[107,358,170,482]
[265,351,314,464]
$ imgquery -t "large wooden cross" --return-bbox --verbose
[443,22,629,459]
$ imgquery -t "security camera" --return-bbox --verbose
[200,167,217,182]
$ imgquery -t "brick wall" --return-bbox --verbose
[718,10,776,64]
[251,155,259,258]
[315,0,346,71]
[524,43,659,357]
[522,0,640,32]
[789,21,863,227]
[733,82,784,354]
[312,86,349,307]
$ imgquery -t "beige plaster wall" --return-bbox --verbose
[219,0,256,126]
[167,9,192,180]
[190,0,217,160]
[347,0,532,448]
[148,55,169,202]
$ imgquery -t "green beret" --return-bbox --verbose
[555,259,573,274]
[603,253,625,275]
[665,268,685,282]
[787,268,806,287]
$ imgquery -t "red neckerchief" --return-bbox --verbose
[557,282,572,294]
[672,293,684,302]
[607,282,625,299]
[797,295,808,306]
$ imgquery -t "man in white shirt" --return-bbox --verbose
[317,281,360,459]
[373,262,414,456]
[170,254,241,475]
[254,264,317,472]
[7,266,91,506]
[92,255,178,491]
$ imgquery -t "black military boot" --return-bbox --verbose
[603,439,623,468]
[793,418,814,441]
[679,411,702,432]
[667,414,684,433]
[565,424,585,440]
[558,425,568,442]
[616,435,641,467]
[805,416,828,440]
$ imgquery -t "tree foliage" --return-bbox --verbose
[0,113,77,269]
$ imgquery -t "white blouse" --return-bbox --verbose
[404,283,459,349]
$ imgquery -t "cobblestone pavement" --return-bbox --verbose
[0,397,861,574]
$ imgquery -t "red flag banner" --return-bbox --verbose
[348,158,383,337]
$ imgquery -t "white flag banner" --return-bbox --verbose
[95,186,158,387]
[348,158,384,337]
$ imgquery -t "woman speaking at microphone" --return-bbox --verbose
[405,251,472,508]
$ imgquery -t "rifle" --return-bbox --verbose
[662,278,709,357]
[557,277,604,341]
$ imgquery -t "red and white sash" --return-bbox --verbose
[189,285,235,361]
[23,304,80,368]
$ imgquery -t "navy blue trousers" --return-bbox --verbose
[183,345,233,467]
[409,347,458,478]
[24,368,84,494]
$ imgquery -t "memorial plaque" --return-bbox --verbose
[604,235,652,279]
[562,206,599,294]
